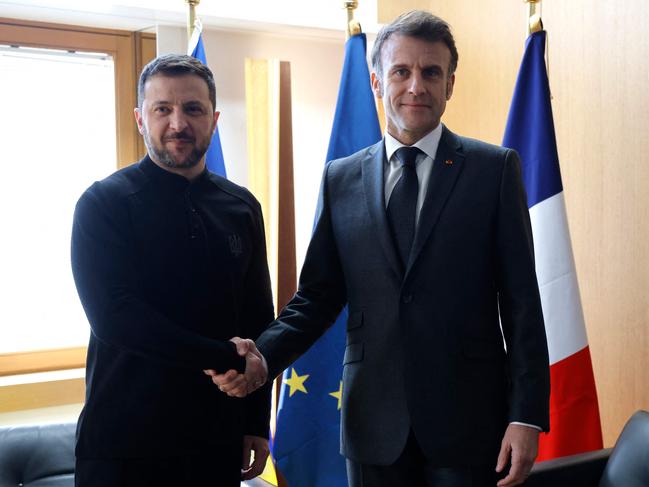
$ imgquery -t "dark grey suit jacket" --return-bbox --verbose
[257,126,550,467]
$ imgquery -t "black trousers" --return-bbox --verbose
[75,446,241,487]
[346,432,502,487]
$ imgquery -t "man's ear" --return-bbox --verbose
[446,73,455,101]
[371,71,383,98]
[134,108,145,135]
[213,111,220,135]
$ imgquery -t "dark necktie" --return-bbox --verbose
[387,146,421,267]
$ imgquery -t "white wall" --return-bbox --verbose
[157,25,356,273]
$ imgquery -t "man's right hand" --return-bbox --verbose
[203,337,268,398]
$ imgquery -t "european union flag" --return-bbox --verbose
[188,22,227,178]
[271,33,381,487]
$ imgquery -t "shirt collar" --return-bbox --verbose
[140,155,210,191]
[384,123,443,163]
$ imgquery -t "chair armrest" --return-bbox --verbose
[522,448,612,487]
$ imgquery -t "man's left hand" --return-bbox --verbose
[495,423,539,487]
[241,435,270,480]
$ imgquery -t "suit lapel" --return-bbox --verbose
[406,127,465,278]
[361,141,403,277]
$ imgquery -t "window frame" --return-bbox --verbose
[0,17,143,167]
[0,18,155,408]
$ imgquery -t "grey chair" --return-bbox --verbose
[0,422,76,487]
[0,421,277,487]
[524,410,649,487]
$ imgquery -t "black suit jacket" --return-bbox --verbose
[257,127,550,467]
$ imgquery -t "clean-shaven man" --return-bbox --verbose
[213,11,550,487]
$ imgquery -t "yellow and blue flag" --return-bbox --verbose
[272,33,381,487]
[188,21,227,178]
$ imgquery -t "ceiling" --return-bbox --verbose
[0,0,380,39]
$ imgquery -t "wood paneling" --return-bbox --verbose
[377,0,649,446]
[541,0,649,446]
[277,61,297,312]
[134,32,157,160]
[245,58,273,251]
[0,348,86,377]
[0,376,84,413]
[245,58,297,312]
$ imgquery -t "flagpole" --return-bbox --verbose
[186,0,200,41]
[524,0,543,36]
[344,0,362,39]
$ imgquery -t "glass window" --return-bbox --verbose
[0,45,117,353]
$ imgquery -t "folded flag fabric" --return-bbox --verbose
[188,21,227,178]
[503,29,603,461]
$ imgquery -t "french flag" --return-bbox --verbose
[503,30,603,460]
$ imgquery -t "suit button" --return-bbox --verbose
[403,294,412,303]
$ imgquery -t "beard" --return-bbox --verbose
[142,125,211,169]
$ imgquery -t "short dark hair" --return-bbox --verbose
[371,10,459,79]
[137,54,216,110]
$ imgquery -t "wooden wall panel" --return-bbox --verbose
[377,0,649,446]
[0,348,85,377]
[245,59,297,313]
[542,0,649,446]
[134,32,157,159]
[0,377,84,413]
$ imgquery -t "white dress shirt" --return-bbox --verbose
[384,123,443,223]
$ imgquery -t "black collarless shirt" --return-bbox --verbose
[72,156,274,458]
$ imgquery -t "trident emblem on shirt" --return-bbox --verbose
[228,234,243,257]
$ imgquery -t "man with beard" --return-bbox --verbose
[71,54,273,486]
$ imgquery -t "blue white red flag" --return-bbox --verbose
[503,30,603,460]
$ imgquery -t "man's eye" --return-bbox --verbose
[155,106,170,114]
[186,106,204,114]
[423,68,442,78]
[394,69,408,77]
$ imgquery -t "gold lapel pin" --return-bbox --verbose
[445,159,453,165]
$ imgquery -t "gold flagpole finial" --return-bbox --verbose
[186,0,201,41]
[524,0,543,36]
[344,0,362,40]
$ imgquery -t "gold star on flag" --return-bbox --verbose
[283,367,309,397]
[329,381,343,410]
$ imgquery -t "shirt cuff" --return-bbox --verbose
[510,421,542,431]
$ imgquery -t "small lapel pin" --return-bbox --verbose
[444,159,453,165]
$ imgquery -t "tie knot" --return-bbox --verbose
[395,146,422,168]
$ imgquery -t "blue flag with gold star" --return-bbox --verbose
[188,21,227,178]
[272,33,382,487]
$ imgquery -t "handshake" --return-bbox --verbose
[204,337,269,397]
